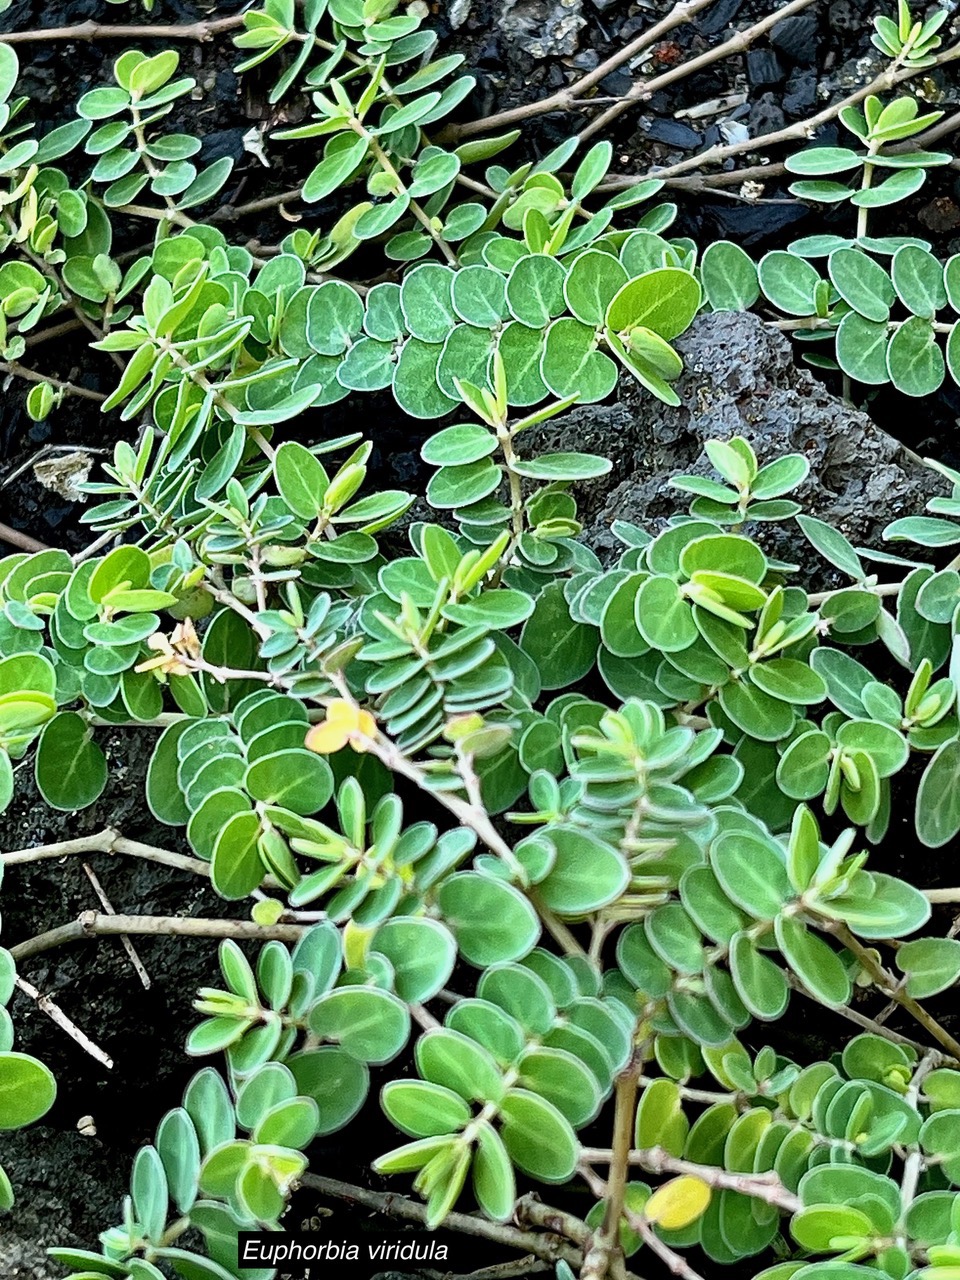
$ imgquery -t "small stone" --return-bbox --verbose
[645,118,703,149]
[569,48,600,70]
[589,0,619,13]
[770,14,819,64]
[784,67,817,116]
[449,0,472,28]
[746,49,785,86]
[919,196,960,232]
[697,0,743,35]
[599,69,633,96]
[500,0,585,57]
[749,93,785,136]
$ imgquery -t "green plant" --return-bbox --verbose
[3,3,960,1280]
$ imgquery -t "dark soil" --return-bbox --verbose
[4,0,960,1276]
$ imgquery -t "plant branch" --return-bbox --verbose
[9,911,308,963]
[581,1062,640,1280]
[13,974,113,1069]
[0,14,245,43]
[301,1174,586,1269]
[833,924,960,1063]
[581,1146,802,1213]
[0,359,107,401]
[0,520,49,553]
[0,828,210,879]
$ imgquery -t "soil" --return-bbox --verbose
[4,0,960,1276]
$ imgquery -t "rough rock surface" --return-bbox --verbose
[534,310,942,578]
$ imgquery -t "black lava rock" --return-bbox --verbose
[749,93,786,136]
[645,117,703,149]
[784,67,817,115]
[698,0,744,36]
[746,49,785,86]
[771,14,819,64]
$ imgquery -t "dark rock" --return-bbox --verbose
[697,0,744,36]
[703,199,808,245]
[645,117,703,148]
[746,48,785,85]
[771,13,819,64]
[589,0,619,13]
[531,312,941,578]
[570,48,600,70]
[784,67,817,115]
[749,93,786,136]
[199,127,245,164]
[599,69,633,96]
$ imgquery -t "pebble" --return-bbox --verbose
[749,93,786,136]
[599,69,633,96]
[784,67,817,115]
[645,117,703,148]
[746,49,785,86]
[500,0,585,57]
[771,14,819,65]
[697,0,743,35]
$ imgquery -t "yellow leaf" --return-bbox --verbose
[343,919,375,970]
[304,720,349,754]
[644,1176,711,1230]
[305,700,377,755]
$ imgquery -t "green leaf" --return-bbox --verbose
[828,248,895,321]
[35,712,107,811]
[700,241,759,312]
[774,914,851,1008]
[382,1080,471,1137]
[309,987,409,1064]
[711,832,791,920]
[372,918,456,1002]
[436,873,540,967]
[537,828,629,915]
[796,514,864,579]
[302,135,369,202]
[274,441,328,519]
[520,582,598,690]
[0,1052,56,1129]
[891,244,946,317]
[916,738,960,847]
[835,313,890,385]
[728,932,789,1021]
[896,937,960,998]
[758,252,821,316]
[605,268,702,339]
[886,316,944,397]
[505,255,567,329]
[211,810,263,900]
[472,1120,516,1220]
[564,250,628,326]
[498,1089,578,1182]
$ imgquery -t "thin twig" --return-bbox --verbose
[581,1146,801,1214]
[302,1175,586,1269]
[0,14,245,43]
[578,0,818,144]
[82,862,152,990]
[0,520,49,553]
[0,359,106,402]
[9,911,307,963]
[833,925,960,1063]
[13,974,113,1069]
[626,1213,707,1280]
[1,828,209,879]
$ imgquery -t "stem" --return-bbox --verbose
[0,359,107,401]
[9,911,308,963]
[581,1147,801,1213]
[0,15,246,43]
[577,0,817,145]
[363,132,458,267]
[301,1174,586,1269]
[599,37,960,192]
[833,924,960,1063]
[13,974,113,1069]
[581,1061,640,1280]
[0,520,49,553]
[627,1215,706,1280]
[0,828,210,879]
[857,142,881,241]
